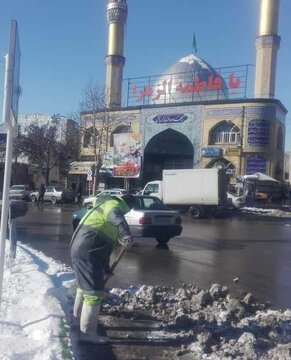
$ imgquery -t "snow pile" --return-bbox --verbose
[0,242,75,360]
[104,284,291,359]
[242,207,291,218]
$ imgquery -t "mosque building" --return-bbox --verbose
[72,0,286,189]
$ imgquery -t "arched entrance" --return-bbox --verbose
[143,129,194,184]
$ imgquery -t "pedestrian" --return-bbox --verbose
[70,194,136,344]
[281,186,286,205]
[38,184,46,205]
[75,183,82,205]
[71,182,76,194]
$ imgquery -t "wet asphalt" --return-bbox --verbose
[13,203,291,359]
[15,203,291,310]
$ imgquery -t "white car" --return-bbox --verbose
[9,185,31,201]
[30,186,74,204]
[227,192,245,209]
[73,195,182,245]
[83,189,127,208]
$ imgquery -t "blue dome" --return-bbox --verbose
[152,53,229,105]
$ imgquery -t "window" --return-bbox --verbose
[83,127,99,148]
[11,185,25,191]
[277,127,283,151]
[139,197,167,210]
[210,121,240,145]
[143,183,159,195]
[46,187,54,192]
[207,158,236,175]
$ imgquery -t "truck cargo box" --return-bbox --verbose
[162,168,227,206]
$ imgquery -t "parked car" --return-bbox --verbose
[0,192,28,219]
[30,186,75,204]
[9,185,31,201]
[83,188,128,208]
[227,191,245,209]
[73,194,182,245]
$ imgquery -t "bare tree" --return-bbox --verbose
[17,123,69,185]
[78,82,130,195]
[0,134,6,163]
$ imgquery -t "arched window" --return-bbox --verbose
[206,158,236,175]
[277,127,283,151]
[209,121,240,145]
[83,127,99,148]
[110,124,131,147]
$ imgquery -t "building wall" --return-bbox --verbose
[77,99,286,184]
[201,101,285,182]
[80,109,140,160]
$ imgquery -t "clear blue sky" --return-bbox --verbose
[0,0,290,149]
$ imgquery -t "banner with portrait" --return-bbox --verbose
[113,133,141,178]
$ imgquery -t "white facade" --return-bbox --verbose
[18,113,73,144]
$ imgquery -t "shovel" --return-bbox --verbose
[104,245,127,285]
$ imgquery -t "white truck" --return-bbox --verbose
[141,168,228,218]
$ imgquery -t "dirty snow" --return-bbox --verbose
[242,207,291,218]
[104,284,291,359]
[1,241,291,359]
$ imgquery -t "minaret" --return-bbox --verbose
[105,0,127,108]
[255,0,281,98]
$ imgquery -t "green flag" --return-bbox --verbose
[192,33,197,53]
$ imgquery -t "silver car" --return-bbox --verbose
[30,186,74,205]
[9,185,31,201]
[73,195,182,245]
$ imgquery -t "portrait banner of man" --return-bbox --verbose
[113,133,141,178]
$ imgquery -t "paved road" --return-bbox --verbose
[14,204,291,359]
[15,203,291,309]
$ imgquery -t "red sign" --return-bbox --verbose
[124,64,251,107]
[131,73,240,102]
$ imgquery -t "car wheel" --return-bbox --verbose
[51,196,57,205]
[73,220,80,231]
[188,206,204,218]
[156,236,170,245]
[31,195,37,203]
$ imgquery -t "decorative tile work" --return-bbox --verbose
[141,105,202,166]
[248,119,270,147]
[246,155,267,175]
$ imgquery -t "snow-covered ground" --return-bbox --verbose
[0,241,76,360]
[1,226,291,359]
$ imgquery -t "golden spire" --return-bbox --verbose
[105,0,128,108]
[255,0,281,98]
[259,0,280,36]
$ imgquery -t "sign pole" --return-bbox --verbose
[0,20,20,306]
[0,55,15,305]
